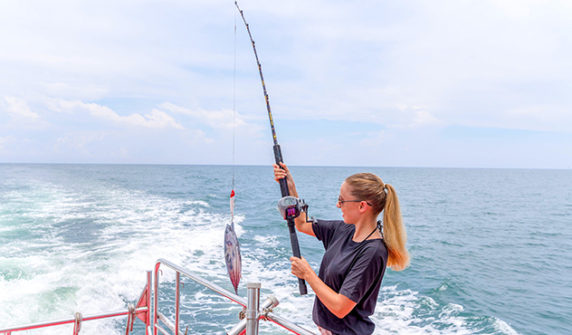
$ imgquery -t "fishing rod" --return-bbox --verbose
[235,1,307,295]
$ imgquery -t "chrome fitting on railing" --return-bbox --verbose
[260,295,279,319]
[227,295,279,335]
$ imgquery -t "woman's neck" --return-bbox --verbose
[352,217,380,242]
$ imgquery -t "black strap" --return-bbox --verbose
[361,224,378,242]
[361,220,383,242]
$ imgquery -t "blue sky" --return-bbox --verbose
[1,0,571,168]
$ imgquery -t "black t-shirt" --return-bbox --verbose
[312,219,388,335]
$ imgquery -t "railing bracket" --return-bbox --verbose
[239,308,246,320]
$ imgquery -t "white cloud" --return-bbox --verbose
[159,102,248,130]
[3,97,39,119]
[45,98,79,114]
[91,107,184,130]
[412,110,441,128]
[0,136,8,150]
[47,99,184,129]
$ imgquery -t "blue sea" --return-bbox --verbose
[0,164,570,334]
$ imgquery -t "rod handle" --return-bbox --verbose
[288,220,308,295]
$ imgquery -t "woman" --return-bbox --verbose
[274,163,409,335]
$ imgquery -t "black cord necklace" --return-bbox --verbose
[360,221,382,242]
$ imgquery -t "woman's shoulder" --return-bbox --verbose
[315,218,344,225]
[362,238,388,260]
[314,219,345,231]
[312,219,346,245]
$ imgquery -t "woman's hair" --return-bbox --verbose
[345,173,410,271]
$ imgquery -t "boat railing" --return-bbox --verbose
[1,259,316,335]
[0,271,152,335]
[154,258,316,335]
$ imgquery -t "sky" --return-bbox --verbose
[1,0,571,169]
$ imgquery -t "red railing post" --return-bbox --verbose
[72,312,82,334]
[153,262,161,335]
[147,271,152,335]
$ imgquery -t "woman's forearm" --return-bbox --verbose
[290,257,356,318]
[305,271,356,319]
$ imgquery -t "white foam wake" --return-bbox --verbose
[0,179,237,334]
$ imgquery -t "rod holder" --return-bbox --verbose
[245,283,261,335]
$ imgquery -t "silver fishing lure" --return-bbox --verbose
[224,189,241,294]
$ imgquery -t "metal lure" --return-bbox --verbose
[224,189,241,294]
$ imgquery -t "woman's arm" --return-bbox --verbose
[273,163,315,237]
[290,256,357,319]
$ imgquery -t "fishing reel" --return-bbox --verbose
[277,196,313,221]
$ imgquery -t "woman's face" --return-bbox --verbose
[337,182,360,224]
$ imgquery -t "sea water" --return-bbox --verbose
[0,164,570,334]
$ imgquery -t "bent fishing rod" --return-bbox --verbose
[235,1,307,295]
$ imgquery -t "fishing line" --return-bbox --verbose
[232,10,237,195]
[223,8,242,295]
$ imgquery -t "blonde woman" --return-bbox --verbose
[274,163,409,335]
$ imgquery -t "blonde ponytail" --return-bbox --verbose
[382,184,409,271]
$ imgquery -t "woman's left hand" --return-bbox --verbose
[290,256,314,280]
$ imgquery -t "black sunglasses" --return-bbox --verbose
[337,197,373,206]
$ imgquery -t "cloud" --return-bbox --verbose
[0,136,8,150]
[256,0,572,134]
[47,99,184,129]
[411,110,441,128]
[159,102,249,130]
[91,107,184,130]
[2,97,39,119]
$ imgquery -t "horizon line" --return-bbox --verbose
[0,161,570,171]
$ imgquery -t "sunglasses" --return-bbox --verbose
[337,196,373,207]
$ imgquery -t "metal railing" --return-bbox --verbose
[1,260,316,335]
[154,258,316,335]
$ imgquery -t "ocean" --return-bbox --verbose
[0,164,570,334]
